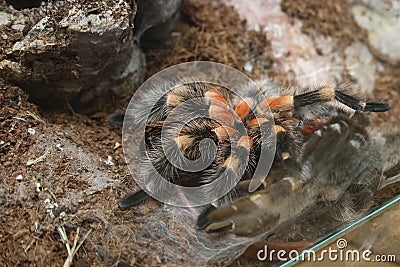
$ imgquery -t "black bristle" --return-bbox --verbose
[334,91,364,111]
[118,189,150,210]
[294,91,326,109]
[334,91,391,113]
[196,204,217,230]
[108,112,125,126]
[364,102,391,112]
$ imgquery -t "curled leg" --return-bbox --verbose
[205,118,382,236]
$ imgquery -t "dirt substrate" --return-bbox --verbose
[1,0,399,266]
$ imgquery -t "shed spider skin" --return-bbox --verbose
[118,79,391,237]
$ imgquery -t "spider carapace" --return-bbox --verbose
[119,79,391,237]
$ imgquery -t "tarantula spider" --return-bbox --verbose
[118,79,391,237]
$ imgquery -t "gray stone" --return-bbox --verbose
[0,1,146,113]
[134,0,181,42]
[0,11,12,26]
[344,41,378,93]
[352,3,400,65]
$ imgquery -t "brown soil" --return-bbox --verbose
[281,0,369,46]
[1,0,399,266]
[145,0,274,79]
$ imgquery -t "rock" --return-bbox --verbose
[0,11,12,26]
[226,0,345,86]
[344,41,378,93]
[0,1,146,114]
[134,0,181,49]
[352,3,400,65]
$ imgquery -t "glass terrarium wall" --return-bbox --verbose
[282,195,400,266]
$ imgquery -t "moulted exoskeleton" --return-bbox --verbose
[118,78,395,238]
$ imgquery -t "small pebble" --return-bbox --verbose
[113,142,121,149]
[36,182,41,192]
[244,61,253,72]
[28,128,36,135]
[56,143,64,151]
[11,24,25,31]
[105,155,114,165]
[16,174,23,181]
